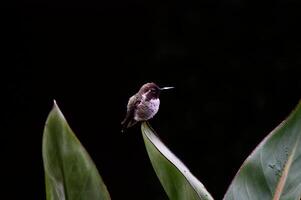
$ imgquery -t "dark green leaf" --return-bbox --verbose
[142,122,214,200]
[224,101,301,200]
[42,101,111,200]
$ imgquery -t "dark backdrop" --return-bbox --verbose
[3,1,301,199]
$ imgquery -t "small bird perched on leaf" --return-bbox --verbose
[121,82,174,132]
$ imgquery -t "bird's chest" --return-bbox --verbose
[134,98,160,121]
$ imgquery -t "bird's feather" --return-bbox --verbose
[121,94,141,132]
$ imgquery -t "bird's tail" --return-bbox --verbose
[121,118,138,133]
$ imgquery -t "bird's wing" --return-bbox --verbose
[121,95,140,129]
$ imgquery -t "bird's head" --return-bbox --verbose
[139,82,174,99]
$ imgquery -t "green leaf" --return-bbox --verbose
[224,101,301,200]
[42,101,111,200]
[141,122,214,200]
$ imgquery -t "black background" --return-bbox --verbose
[3,1,301,199]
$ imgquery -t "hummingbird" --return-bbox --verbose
[121,82,174,132]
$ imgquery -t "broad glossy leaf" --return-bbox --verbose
[42,101,111,200]
[142,122,214,200]
[224,101,301,200]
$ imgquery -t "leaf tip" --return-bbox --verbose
[52,99,60,110]
[51,99,61,112]
[48,99,66,122]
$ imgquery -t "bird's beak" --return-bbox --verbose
[160,87,174,90]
